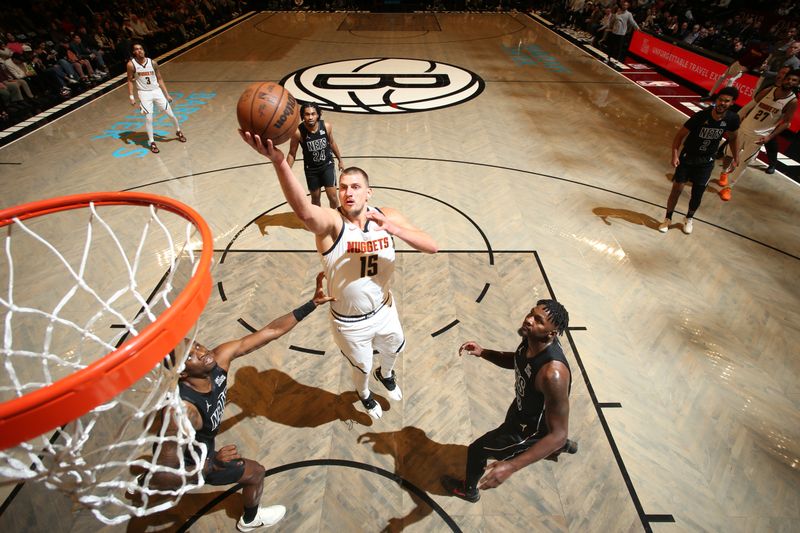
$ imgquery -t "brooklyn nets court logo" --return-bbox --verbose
[280,58,485,114]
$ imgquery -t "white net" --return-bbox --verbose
[0,199,210,524]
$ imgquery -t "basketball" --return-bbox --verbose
[236,82,300,146]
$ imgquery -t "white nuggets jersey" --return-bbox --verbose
[322,207,395,317]
[742,87,797,136]
[133,58,158,92]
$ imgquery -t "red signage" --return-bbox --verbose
[629,31,800,132]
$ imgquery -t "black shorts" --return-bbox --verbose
[673,159,714,187]
[305,164,336,191]
[201,449,246,486]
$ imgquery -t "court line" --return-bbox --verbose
[177,459,462,532]
[125,157,800,262]
[533,250,655,533]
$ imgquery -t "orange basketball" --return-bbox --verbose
[236,82,300,146]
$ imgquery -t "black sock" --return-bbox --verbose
[686,210,695,219]
[243,505,258,523]
[665,210,674,220]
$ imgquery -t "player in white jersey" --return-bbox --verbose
[719,69,799,201]
[239,131,438,420]
[126,43,186,154]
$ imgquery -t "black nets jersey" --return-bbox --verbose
[299,119,334,171]
[506,339,571,436]
[681,107,740,163]
[179,364,228,460]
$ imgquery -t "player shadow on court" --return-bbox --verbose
[125,490,244,532]
[220,367,374,431]
[254,211,305,236]
[116,131,173,148]
[593,207,662,231]
[358,426,467,532]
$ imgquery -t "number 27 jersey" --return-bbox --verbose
[321,206,395,317]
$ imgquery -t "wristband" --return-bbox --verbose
[292,300,316,322]
[129,95,135,101]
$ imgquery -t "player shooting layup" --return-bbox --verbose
[240,132,438,419]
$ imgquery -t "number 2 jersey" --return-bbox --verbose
[321,206,395,318]
[680,107,740,162]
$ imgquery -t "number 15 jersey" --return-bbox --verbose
[321,206,395,318]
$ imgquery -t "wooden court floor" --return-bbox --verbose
[1,11,798,533]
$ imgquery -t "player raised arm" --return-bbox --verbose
[459,340,516,369]
[212,272,334,371]
[366,206,438,254]
[240,132,340,236]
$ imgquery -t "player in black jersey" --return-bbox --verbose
[151,273,333,531]
[442,300,576,503]
[287,102,345,208]
[657,86,740,235]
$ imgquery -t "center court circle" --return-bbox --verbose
[280,58,485,114]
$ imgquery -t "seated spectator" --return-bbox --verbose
[31,42,75,97]
[70,34,108,77]
[3,33,26,56]
[682,23,698,43]
[0,62,34,103]
[57,38,99,84]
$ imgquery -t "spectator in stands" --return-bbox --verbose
[57,38,99,84]
[756,41,800,94]
[605,1,640,65]
[777,1,794,18]
[70,34,108,77]
[32,41,75,97]
[0,62,34,102]
[3,33,26,56]
[683,23,701,44]
[592,7,614,48]
[773,27,797,53]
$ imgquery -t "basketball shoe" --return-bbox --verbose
[720,187,732,201]
[441,476,480,503]
[658,218,670,233]
[682,217,693,234]
[374,367,402,401]
[360,393,383,419]
[236,505,286,531]
[546,439,579,461]
[719,172,729,186]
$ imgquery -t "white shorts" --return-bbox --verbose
[138,89,169,115]
[330,297,404,373]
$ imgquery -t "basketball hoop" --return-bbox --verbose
[0,192,213,524]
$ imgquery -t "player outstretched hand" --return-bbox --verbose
[312,272,336,306]
[458,341,483,357]
[214,444,243,466]
[238,130,285,164]
[478,460,517,490]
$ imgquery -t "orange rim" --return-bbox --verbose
[0,192,213,450]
